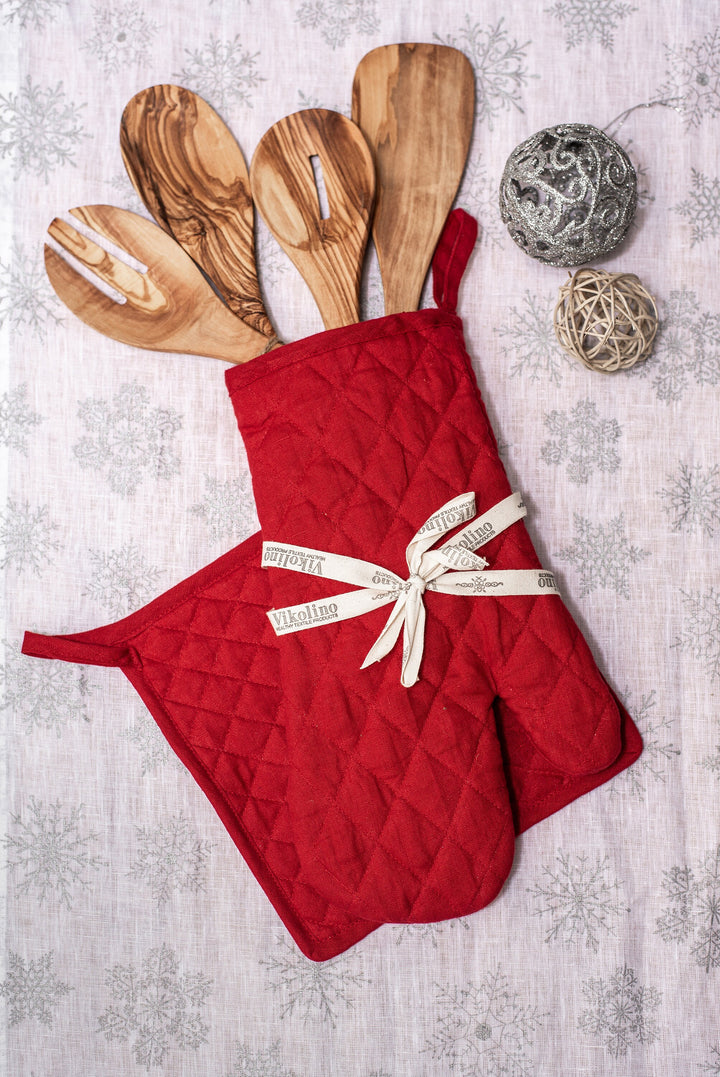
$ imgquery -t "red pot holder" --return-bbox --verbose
[23,210,642,961]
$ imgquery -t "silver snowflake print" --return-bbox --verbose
[545,0,637,52]
[106,168,148,215]
[579,965,660,1057]
[458,152,507,249]
[175,35,264,112]
[703,1045,720,1075]
[558,512,650,599]
[97,943,212,1070]
[436,18,534,129]
[191,475,256,543]
[0,383,43,453]
[541,399,621,484]
[0,242,62,341]
[255,223,291,291]
[1,641,92,734]
[73,381,182,497]
[297,90,325,110]
[659,462,720,535]
[675,168,720,246]
[656,845,720,972]
[653,308,697,400]
[659,28,720,128]
[424,966,546,1077]
[1,0,67,28]
[630,288,720,400]
[699,718,720,780]
[129,815,213,905]
[83,541,162,617]
[4,797,106,908]
[632,155,654,210]
[261,934,370,1028]
[0,76,86,180]
[392,917,471,948]
[690,309,720,385]
[629,289,696,401]
[123,709,180,776]
[296,0,379,49]
[226,1039,299,1077]
[674,588,720,681]
[608,689,679,799]
[0,950,72,1026]
[0,498,60,575]
[82,2,157,74]
[495,290,573,385]
[527,850,628,951]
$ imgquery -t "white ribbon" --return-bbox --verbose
[261,492,558,687]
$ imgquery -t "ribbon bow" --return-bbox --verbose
[262,492,557,687]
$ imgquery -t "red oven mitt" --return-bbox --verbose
[22,528,641,961]
[24,534,380,961]
[224,209,627,925]
[22,210,642,959]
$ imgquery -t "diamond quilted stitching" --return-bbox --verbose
[24,250,642,956]
[228,307,627,924]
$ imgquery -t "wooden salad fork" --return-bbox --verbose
[44,204,271,364]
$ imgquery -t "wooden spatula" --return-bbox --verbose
[249,109,375,330]
[120,84,277,342]
[352,43,474,314]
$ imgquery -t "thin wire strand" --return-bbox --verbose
[604,98,685,138]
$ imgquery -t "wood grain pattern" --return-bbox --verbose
[352,43,474,314]
[120,84,277,341]
[45,204,270,364]
[250,109,375,330]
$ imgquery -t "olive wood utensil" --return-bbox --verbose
[44,204,270,364]
[351,43,474,314]
[249,108,375,330]
[120,84,276,342]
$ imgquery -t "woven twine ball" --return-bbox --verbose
[553,267,658,372]
[499,123,637,266]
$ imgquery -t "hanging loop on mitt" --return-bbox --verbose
[261,491,558,687]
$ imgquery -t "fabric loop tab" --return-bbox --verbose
[261,491,557,688]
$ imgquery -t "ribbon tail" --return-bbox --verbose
[361,594,406,671]
[400,594,426,688]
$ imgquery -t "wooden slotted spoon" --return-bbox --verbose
[120,84,277,342]
[352,43,475,314]
[249,109,375,330]
[44,204,270,363]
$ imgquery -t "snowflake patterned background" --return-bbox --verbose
[579,964,661,1057]
[424,967,546,1076]
[656,845,720,973]
[2,1,720,1075]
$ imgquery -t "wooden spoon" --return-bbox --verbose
[352,43,474,314]
[250,109,375,330]
[120,84,277,342]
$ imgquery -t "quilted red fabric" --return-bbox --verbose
[22,210,642,960]
[225,210,632,927]
[22,535,640,961]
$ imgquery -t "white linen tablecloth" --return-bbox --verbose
[1,0,719,1073]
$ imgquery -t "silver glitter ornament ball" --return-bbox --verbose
[499,123,637,266]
